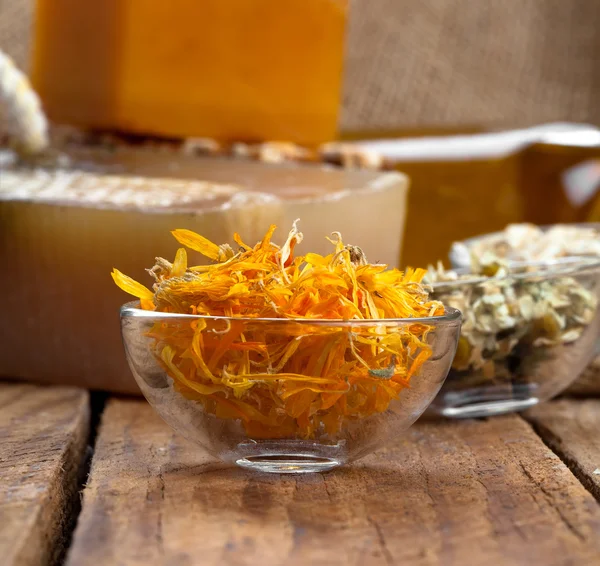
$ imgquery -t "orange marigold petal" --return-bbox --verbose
[111,269,154,300]
[171,248,188,277]
[171,229,221,261]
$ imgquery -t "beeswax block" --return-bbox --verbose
[31,0,347,145]
[344,124,600,267]
[0,146,407,393]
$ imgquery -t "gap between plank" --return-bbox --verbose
[56,391,109,566]
[520,415,600,505]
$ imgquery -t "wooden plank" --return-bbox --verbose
[565,355,600,397]
[526,399,600,502]
[67,399,600,566]
[0,382,90,566]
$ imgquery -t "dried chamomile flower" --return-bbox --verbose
[451,222,600,267]
[425,255,598,382]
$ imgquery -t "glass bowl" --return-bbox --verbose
[449,222,600,269]
[427,257,600,418]
[120,303,461,473]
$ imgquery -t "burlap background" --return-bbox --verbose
[1,0,600,131]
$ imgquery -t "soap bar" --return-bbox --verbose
[395,156,522,268]
[31,0,347,145]
[520,142,600,224]
[340,124,600,267]
[317,137,522,267]
[0,146,407,394]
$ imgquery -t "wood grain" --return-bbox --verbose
[565,355,600,397]
[0,382,90,566]
[526,399,600,502]
[66,398,600,566]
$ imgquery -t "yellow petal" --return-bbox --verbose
[303,252,330,267]
[260,224,278,249]
[139,298,155,311]
[226,282,251,297]
[171,248,187,277]
[111,269,154,300]
[162,346,223,395]
[172,229,221,261]
[402,267,426,283]
[233,232,252,250]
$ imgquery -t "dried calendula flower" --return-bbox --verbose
[112,221,445,438]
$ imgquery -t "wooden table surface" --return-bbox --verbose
[1,372,599,566]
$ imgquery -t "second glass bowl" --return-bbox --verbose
[427,257,600,418]
[121,303,460,473]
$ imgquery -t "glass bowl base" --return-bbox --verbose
[229,440,347,473]
[236,454,340,474]
[440,397,539,419]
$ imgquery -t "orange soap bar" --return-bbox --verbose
[31,0,347,145]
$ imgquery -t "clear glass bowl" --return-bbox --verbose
[427,257,600,418]
[120,303,461,473]
[449,222,600,269]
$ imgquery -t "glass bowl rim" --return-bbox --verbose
[120,301,462,326]
[431,256,600,289]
